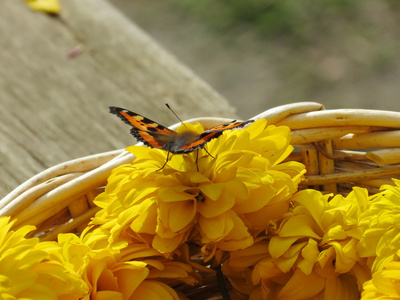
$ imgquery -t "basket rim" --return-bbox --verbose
[3,101,400,236]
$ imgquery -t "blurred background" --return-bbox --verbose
[109,0,400,120]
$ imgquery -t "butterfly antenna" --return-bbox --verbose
[165,103,188,129]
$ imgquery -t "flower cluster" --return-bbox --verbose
[223,188,371,299]
[1,118,306,299]
[56,229,198,299]
[91,119,305,262]
[358,179,400,299]
[3,116,400,299]
[222,181,400,300]
[361,261,400,299]
[0,217,87,299]
[0,216,198,300]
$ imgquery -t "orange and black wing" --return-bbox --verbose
[206,120,255,132]
[177,119,255,152]
[109,106,177,150]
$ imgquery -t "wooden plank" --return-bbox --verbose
[0,0,237,196]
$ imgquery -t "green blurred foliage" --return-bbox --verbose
[148,0,400,110]
[169,0,400,79]
[170,0,361,43]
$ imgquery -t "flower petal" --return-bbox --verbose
[198,212,234,242]
[277,269,325,299]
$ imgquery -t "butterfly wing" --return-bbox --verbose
[177,119,255,152]
[206,119,255,132]
[109,106,177,150]
[110,107,254,154]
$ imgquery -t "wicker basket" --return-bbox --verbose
[1,102,400,238]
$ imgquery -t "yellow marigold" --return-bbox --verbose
[361,261,400,300]
[91,119,305,261]
[265,188,371,299]
[56,230,198,300]
[221,238,274,299]
[0,216,87,299]
[358,179,400,273]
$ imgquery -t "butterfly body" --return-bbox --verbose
[109,106,254,154]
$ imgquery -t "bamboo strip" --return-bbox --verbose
[334,131,400,149]
[301,145,319,190]
[10,151,135,227]
[86,188,104,207]
[68,196,90,218]
[38,207,102,241]
[301,164,400,185]
[68,196,91,233]
[287,149,370,163]
[366,148,400,166]
[285,151,303,162]
[31,208,71,236]
[335,160,377,172]
[301,145,319,175]
[15,188,102,229]
[276,109,400,130]
[329,150,369,162]
[0,173,82,217]
[317,140,337,193]
[353,177,399,188]
[290,126,373,145]
[254,102,324,125]
[0,149,124,210]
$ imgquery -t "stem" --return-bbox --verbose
[216,264,230,300]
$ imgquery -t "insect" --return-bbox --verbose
[109,106,254,170]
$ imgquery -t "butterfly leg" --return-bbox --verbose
[157,152,170,171]
[203,147,215,159]
[195,147,214,171]
[195,149,199,172]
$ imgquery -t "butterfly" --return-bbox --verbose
[109,106,254,170]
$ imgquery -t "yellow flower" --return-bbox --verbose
[221,238,274,298]
[25,0,61,14]
[56,230,197,299]
[358,179,400,273]
[0,216,87,299]
[223,181,400,299]
[223,237,361,300]
[264,188,371,299]
[361,261,400,299]
[91,119,305,261]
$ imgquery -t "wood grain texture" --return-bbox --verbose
[0,0,237,197]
